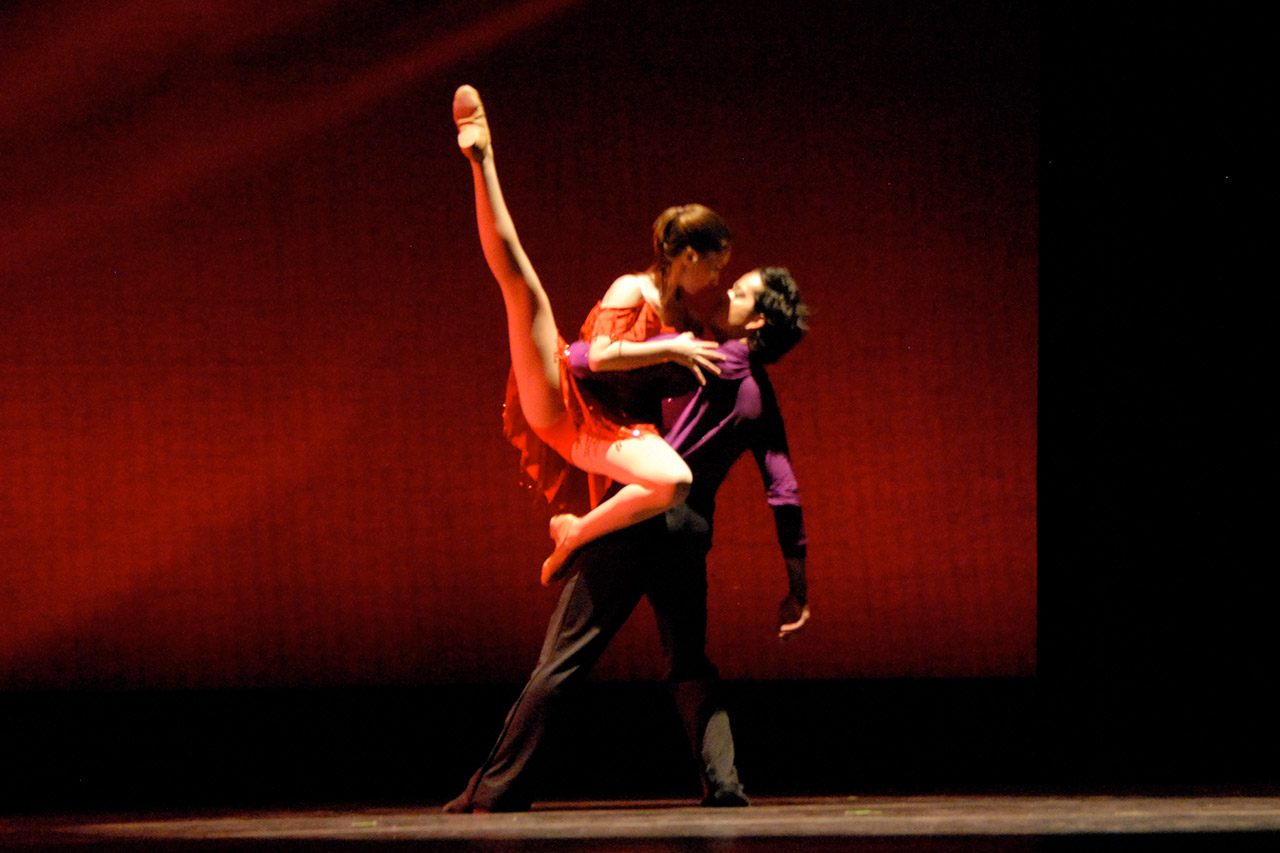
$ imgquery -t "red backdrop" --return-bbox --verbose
[1,0,1037,689]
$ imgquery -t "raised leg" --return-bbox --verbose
[454,84,564,431]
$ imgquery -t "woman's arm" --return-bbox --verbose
[586,274,724,381]
[587,332,724,383]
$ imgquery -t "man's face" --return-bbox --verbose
[708,271,765,338]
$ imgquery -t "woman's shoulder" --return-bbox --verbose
[599,272,653,309]
[582,273,666,342]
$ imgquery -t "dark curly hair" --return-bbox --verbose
[748,267,809,364]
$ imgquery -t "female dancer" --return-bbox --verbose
[453,85,729,584]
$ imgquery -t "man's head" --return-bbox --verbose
[711,267,809,364]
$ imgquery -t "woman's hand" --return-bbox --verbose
[665,332,725,385]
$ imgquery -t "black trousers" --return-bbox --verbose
[456,505,743,811]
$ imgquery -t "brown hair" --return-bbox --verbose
[648,204,734,288]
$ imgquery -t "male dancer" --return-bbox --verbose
[444,266,810,812]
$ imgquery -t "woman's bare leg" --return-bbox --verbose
[454,85,564,430]
[541,432,692,585]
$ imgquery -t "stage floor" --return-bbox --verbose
[5,795,1280,851]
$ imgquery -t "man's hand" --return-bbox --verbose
[777,594,810,641]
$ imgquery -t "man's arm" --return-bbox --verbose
[749,376,811,641]
[772,508,810,641]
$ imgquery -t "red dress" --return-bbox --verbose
[502,300,674,514]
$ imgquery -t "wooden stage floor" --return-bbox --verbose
[5,795,1280,851]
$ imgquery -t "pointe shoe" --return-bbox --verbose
[452,84,490,161]
[541,514,578,586]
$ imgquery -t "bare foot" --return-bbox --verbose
[541,514,579,586]
[452,84,490,161]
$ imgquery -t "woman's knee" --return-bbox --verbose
[647,447,692,485]
[651,469,691,508]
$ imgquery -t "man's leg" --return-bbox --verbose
[669,682,747,806]
[649,505,748,807]
[444,524,656,812]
